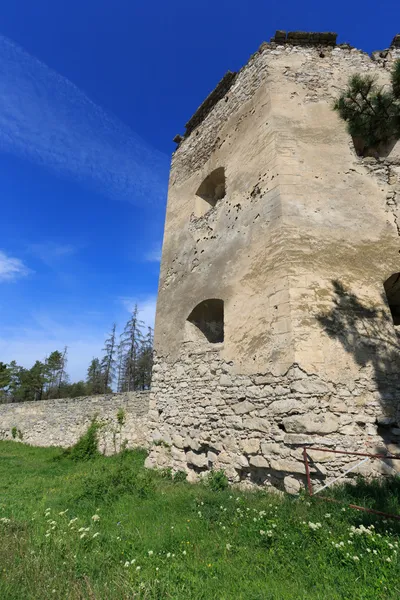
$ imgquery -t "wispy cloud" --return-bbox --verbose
[144,243,162,263]
[0,35,169,205]
[120,295,157,329]
[28,242,77,267]
[0,250,31,282]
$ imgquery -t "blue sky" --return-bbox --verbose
[0,0,399,381]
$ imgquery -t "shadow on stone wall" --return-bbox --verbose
[316,280,400,460]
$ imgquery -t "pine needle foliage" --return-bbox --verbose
[334,60,400,154]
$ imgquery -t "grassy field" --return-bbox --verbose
[1,440,400,599]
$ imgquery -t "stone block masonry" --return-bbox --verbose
[0,392,150,455]
[146,349,400,493]
[146,31,400,492]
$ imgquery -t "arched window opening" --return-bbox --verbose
[195,167,226,217]
[384,273,400,325]
[187,299,224,343]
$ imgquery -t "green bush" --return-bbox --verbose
[11,427,17,439]
[204,469,229,491]
[116,408,126,426]
[173,470,187,483]
[64,420,100,462]
[334,60,400,154]
[78,461,155,502]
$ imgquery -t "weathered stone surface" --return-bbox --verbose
[267,399,304,415]
[186,451,208,468]
[290,380,330,395]
[283,414,339,434]
[306,449,335,463]
[234,454,250,468]
[241,438,260,454]
[270,459,305,474]
[233,400,256,415]
[242,417,269,433]
[284,475,301,494]
[249,455,270,468]
[261,442,286,456]
[207,451,218,463]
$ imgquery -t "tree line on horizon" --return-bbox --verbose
[0,305,153,404]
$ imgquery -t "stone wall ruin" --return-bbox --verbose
[146,31,400,492]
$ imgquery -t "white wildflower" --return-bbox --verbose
[226,543,232,550]
[91,514,100,522]
[80,533,86,539]
[136,566,141,571]
[148,550,153,556]
[124,561,130,568]
[308,522,322,531]
[386,557,392,563]
[167,553,171,558]
[92,532,100,539]
[353,555,359,561]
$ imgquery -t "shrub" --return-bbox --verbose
[173,470,187,483]
[78,461,155,502]
[334,60,400,154]
[11,427,17,439]
[64,420,100,462]
[116,408,126,426]
[204,469,229,491]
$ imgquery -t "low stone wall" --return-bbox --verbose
[146,350,400,493]
[0,392,150,455]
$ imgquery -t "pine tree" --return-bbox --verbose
[334,60,400,154]
[116,340,125,393]
[0,362,10,403]
[45,350,63,398]
[17,361,47,401]
[86,358,103,395]
[101,324,117,392]
[136,326,154,390]
[120,305,144,391]
[57,346,68,392]
[7,361,26,402]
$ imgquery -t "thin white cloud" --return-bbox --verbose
[120,295,157,329]
[0,35,169,205]
[0,250,31,282]
[28,242,77,267]
[144,243,162,263]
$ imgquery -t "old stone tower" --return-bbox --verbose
[146,31,400,493]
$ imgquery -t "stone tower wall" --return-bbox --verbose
[147,35,400,493]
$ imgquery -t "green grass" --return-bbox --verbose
[1,441,400,599]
